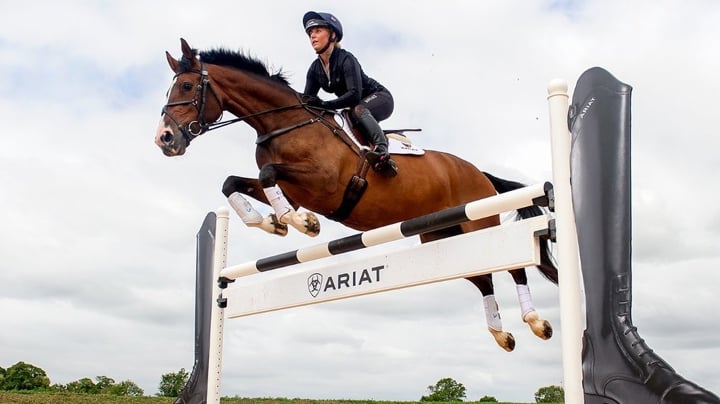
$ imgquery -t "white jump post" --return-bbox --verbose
[190,79,583,404]
[547,79,584,403]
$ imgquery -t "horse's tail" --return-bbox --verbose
[482,171,559,285]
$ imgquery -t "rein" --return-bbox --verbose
[255,107,358,154]
[162,61,360,154]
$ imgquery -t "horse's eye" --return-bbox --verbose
[182,82,194,91]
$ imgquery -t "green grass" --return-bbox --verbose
[0,392,553,404]
[0,391,169,403]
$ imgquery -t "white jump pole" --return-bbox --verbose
[220,182,551,281]
[547,79,584,403]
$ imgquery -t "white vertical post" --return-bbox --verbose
[547,79,584,403]
[207,208,229,404]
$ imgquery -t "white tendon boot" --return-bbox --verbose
[262,185,320,237]
[516,284,535,319]
[229,191,288,236]
[483,294,503,331]
[263,185,295,224]
[227,192,263,225]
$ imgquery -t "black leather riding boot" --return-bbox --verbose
[570,67,719,404]
[355,109,398,177]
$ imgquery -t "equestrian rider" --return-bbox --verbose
[302,11,398,177]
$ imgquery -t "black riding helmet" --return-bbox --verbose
[303,11,343,42]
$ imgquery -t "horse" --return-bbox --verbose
[155,38,558,352]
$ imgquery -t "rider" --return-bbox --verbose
[302,11,398,177]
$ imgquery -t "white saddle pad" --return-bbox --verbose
[334,114,425,156]
[387,133,424,155]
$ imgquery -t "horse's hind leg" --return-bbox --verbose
[222,175,289,236]
[466,274,516,352]
[422,220,516,352]
[453,218,517,351]
[510,268,553,340]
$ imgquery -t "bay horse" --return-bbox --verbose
[155,38,558,352]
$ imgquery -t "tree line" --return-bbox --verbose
[0,361,188,397]
[2,362,564,402]
[421,377,564,402]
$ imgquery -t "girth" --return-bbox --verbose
[326,150,372,222]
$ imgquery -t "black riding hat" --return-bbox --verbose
[303,11,343,42]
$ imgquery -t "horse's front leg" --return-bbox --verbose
[222,175,288,237]
[510,268,553,340]
[258,164,320,237]
[467,274,516,352]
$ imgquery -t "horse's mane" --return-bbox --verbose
[180,47,291,87]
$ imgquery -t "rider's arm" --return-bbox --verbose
[303,62,322,96]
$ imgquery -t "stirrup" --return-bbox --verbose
[366,151,398,177]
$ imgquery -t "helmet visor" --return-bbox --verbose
[305,18,330,33]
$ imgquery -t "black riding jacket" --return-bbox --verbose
[303,48,386,110]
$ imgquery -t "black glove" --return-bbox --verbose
[304,95,326,108]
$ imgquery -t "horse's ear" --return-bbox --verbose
[166,51,179,72]
[180,38,194,60]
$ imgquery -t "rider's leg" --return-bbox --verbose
[353,106,397,177]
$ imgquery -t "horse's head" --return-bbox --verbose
[155,38,223,156]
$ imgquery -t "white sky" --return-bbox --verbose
[1,0,719,402]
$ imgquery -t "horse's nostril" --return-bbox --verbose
[161,132,174,144]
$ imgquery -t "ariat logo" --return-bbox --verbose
[307,265,385,298]
[308,273,323,297]
[579,97,596,119]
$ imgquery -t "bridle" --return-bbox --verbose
[161,59,359,153]
[161,61,317,146]
[161,62,225,145]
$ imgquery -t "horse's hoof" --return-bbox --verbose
[489,328,515,352]
[538,320,553,339]
[269,214,288,237]
[523,311,553,340]
[501,333,516,352]
[273,225,289,237]
[287,212,320,237]
[304,212,320,237]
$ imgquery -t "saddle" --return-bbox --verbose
[335,110,424,155]
[326,111,423,222]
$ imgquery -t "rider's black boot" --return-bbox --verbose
[355,109,398,177]
[570,67,720,404]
